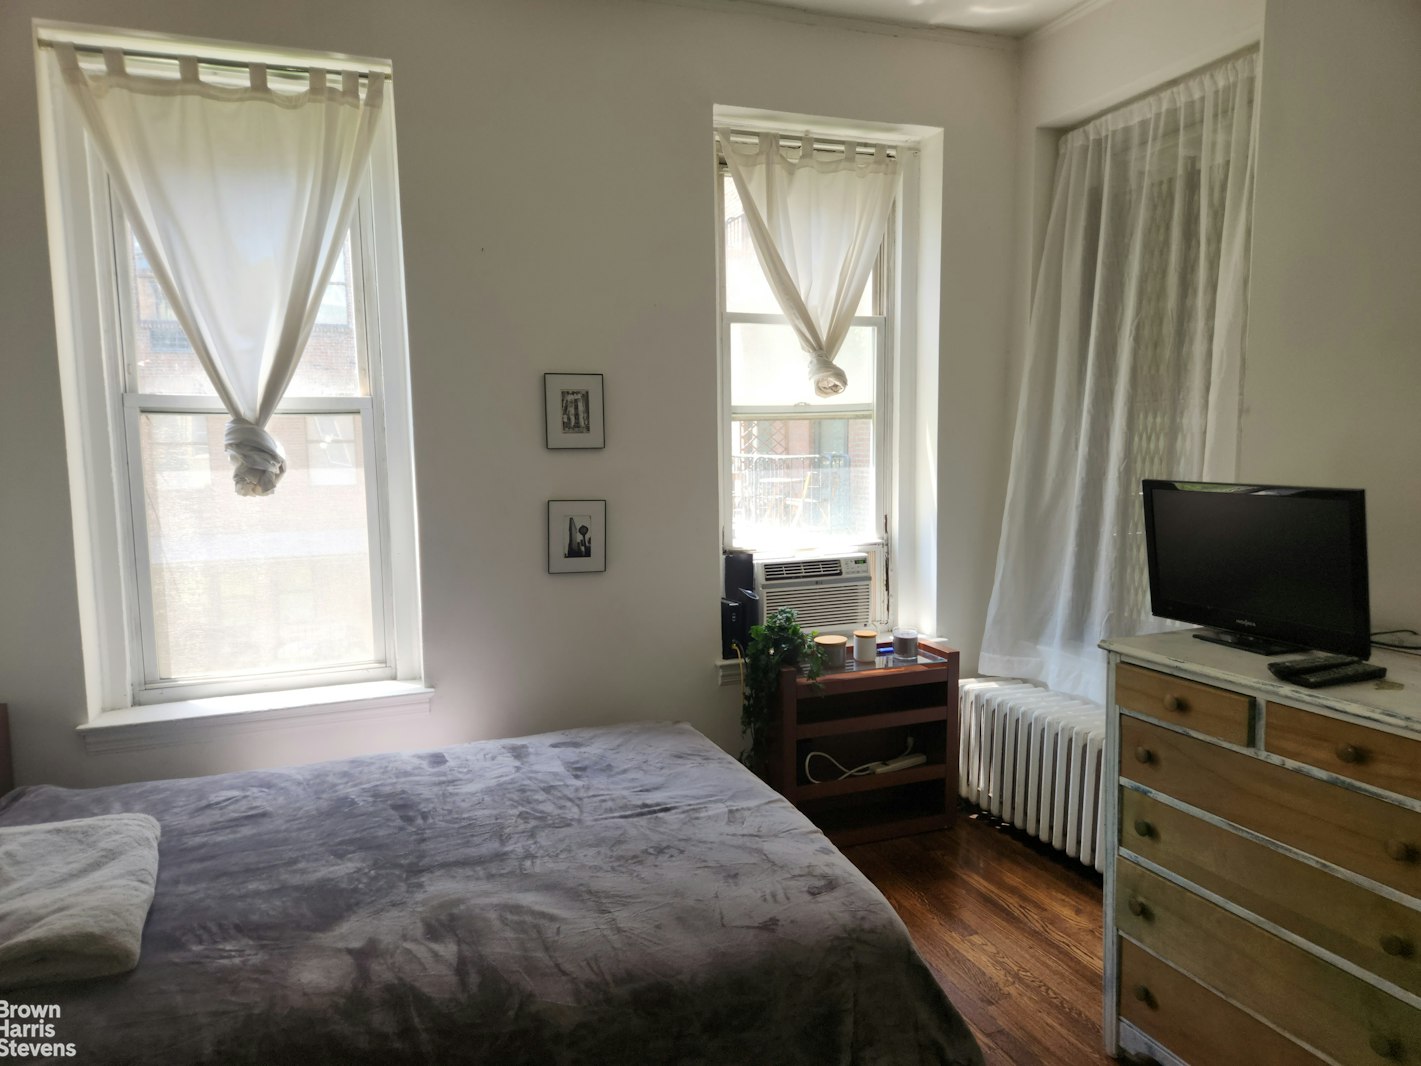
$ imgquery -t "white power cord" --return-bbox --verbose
[804,738,914,784]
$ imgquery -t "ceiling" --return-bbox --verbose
[733,0,1090,37]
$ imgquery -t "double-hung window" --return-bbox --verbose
[717,137,894,557]
[36,29,421,712]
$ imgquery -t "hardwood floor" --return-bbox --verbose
[844,808,1116,1066]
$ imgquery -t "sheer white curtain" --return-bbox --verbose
[52,43,385,496]
[717,129,898,396]
[979,53,1259,704]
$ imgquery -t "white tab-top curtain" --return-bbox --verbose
[979,53,1259,704]
[717,129,898,397]
[52,42,385,496]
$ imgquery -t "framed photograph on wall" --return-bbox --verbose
[548,499,607,574]
[544,373,605,449]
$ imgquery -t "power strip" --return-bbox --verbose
[803,741,920,784]
[870,753,927,774]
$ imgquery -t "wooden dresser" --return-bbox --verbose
[1101,631,1421,1066]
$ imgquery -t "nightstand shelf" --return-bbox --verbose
[767,640,960,845]
[800,782,954,847]
[796,704,949,739]
[790,761,947,802]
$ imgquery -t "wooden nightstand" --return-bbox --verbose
[766,640,960,845]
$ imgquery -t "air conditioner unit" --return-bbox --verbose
[753,552,874,634]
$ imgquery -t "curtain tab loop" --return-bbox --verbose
[364,71,385,107]
[53,41,81,79]
[177,56,199,83]
[341,70,359,99]
[248,63,268,91]
[103,48,126,77]
[309,68,327,95]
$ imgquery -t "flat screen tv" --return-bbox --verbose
[1141,480,1371,658]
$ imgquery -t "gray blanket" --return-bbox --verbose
[0,722,982,1065]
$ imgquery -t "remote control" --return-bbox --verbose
[1289,662,1388,688]
[1268,653,1359,681]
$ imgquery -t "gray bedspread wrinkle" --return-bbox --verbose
[0,721,982,1065]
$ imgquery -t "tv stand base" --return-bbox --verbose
[1192,629,1303,657]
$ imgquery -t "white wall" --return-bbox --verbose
[1243,0,1421,635]
[0,0,1018,786]
[1250,0,1421,633]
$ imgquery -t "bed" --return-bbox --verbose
[0,721,982,1065]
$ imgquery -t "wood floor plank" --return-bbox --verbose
[845,809,1115,1066]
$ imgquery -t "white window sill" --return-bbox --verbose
[76,680,434,754]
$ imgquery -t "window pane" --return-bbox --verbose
[139,411,377,681]
[722,173,874,316]
[128,227,363,397]
[731,417,875,548]
[306,414,359,486]
[730,322,875,407]
[147,413,212,491]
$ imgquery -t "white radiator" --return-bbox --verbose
[958,678,1107,872]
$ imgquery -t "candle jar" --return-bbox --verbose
[814,633,848,669]
[891,627,918,659]
[853,629,878,663]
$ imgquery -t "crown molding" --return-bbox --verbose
[1026,0,1119,44]
[636,0,1019,51]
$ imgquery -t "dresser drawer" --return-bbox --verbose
[1116,663,1253,745]
[1117,860,1421,1066]
[1121,789,1421,997]
[1122,715,1421,897]
[1119,938,1323,1066]
[1266,702,1421,803]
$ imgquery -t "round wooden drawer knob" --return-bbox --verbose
[1380,935,1413,958]
[1337,743,1364,764]
[1369,1033,1401,1059]
[1127,897,1151,920]
[1134,819,1154,839]
[1134,746,1154,764]
[1162,694,1185,712]
[1132,983,1153,1006]
[1386,840,1416,863]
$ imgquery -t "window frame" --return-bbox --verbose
[36,33,423,713]
[715,148,898,558]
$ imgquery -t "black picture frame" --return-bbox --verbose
[544,373,605,449]
[547,499,607,574]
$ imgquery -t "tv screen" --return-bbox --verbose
[1142,480,1371,658]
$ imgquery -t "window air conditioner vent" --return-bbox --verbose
[751,552,874,633]
[761,583,873,630]
[761,558,844,582]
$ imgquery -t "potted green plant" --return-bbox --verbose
[739,607,824,777]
